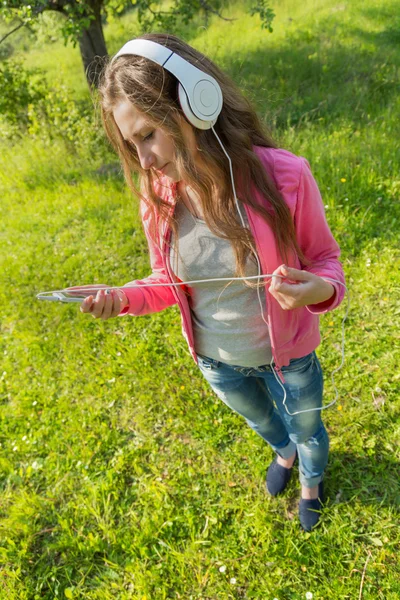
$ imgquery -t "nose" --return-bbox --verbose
[137,145,154,170]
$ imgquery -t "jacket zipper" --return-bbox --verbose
[161,211,194,356]
[242,204,286,382]
[274,366,285,384]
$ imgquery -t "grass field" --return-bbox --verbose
[0,0,399,598]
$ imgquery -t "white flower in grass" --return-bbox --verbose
[306,593,313,600]
[219,565,226,573]
[230,577,236,584]
[32,401,37,406]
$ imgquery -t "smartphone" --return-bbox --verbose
[36,291,92,303]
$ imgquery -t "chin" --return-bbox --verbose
[164,169,180,183]
[154,163,180,183]
[156,172,178,183]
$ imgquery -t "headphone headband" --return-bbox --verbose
[112,39,223,130]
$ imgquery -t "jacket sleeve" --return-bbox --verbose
[117,200,177,317]
[295,157,346,314]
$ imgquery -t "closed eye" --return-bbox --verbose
[143,131,154,142]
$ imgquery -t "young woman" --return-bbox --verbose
[76,33,346,531]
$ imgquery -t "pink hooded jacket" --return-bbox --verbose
[117,146,346,381]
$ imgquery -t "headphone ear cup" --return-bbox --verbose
[178,83,216,130]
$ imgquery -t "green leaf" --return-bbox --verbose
[370,538,383,547]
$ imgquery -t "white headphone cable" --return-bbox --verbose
[39,273,349,417]
[210,125,350,416]
[210,126,268,329]
[37,129,350,416]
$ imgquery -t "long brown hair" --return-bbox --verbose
[98,32,308,285]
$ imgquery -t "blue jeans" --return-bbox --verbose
[197,351,329,487]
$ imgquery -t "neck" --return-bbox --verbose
[177,182,204,220]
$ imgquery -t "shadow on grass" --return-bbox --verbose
[220,9,400,126]
[356,5,400,47]
[323,450,400,507]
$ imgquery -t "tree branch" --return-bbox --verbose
[198,0,236,21]
[0,19,26,44]
[142,0,236,22]
[142,1,176,17]
[0,3,51,46]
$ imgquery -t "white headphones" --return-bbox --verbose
[112,38,223,130]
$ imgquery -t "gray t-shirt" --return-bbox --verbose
[170,201,272,367]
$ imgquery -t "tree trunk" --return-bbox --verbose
[78,1,108,88]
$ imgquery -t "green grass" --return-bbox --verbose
[1,0,399,598]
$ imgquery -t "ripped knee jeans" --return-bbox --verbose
[197,351,329,488]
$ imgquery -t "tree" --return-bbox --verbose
[0,0,275,88]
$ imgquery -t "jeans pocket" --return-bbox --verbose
[197,354,217,371]
[281,352,315,375]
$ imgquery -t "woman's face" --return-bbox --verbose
[113,98,197,182]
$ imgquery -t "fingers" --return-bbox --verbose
[270,264,313,290]
[80,295,95,314]
[115,292,123,317]
[269,265,302,309]
[104,289,122,319]
[99,289,112,320]
[80,286,115,321]
[269,265,320,310]
[80,289,121,320]
[280,266,312,283]
[269,264,286,293]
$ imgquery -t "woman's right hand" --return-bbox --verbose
[66,285,129,320]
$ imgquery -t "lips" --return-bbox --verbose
[157,163,169,174]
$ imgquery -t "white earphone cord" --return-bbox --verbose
[42,126,350,417]
[211,125,350,416]
[51,272,349,418]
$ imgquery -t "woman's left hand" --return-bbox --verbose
[268,264,335,310]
